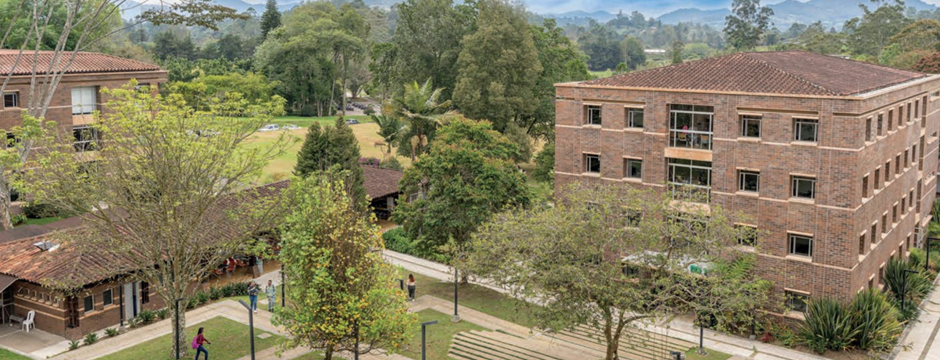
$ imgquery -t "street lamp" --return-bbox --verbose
[926,237,940,271]
[901,269,919,314]
[452,267,460,322]
[280,266,286,308]
[175,298,183,360]
[237,300,257,360]
[421,320,438,360]
[353,320,360,360]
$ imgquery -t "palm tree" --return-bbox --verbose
[393,79,452,161]
[372,114,403,156]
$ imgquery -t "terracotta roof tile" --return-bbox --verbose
[0,50,161,76]
[362,165,403,199]
[577,51,927,96]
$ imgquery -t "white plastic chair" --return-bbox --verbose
[22,310,34,332]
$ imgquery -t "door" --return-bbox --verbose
[123,282,139,320]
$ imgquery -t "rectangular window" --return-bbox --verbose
[102,289,113,307]
[905,150,910,169]
[83,295,94,313]
[627,108,644,128]
[875,168,881,189]
[71,87,97,115]
[141,282,150,304]
[902,197,907,215]
[915,100,920,118]
[586,105,602,125]
[893,204,898,224]
[669,104,714,150]
[889,110,894,130]
[737,225,757,247]
[923,96,929,127]
[584,154,600,173]
[899,105,904,125]
[885,161,891,182]
[872,224,878,244]
[738,170,760,192]
[793,119,818,142]
[73,126,101,152]
[623,208,641,228]
[791,176,816,199]
[667,158,712,202]
[910,190,915,209]
[882,214,888,234]
[789,234,813,257]
[741,115,761,138]
[625,159,642,179]
[878,114,884,135]
[912,145,918,166]
[865,117,872,141]
[908,103,912,122]
[862,176,869,198]
[896,155,901,175]
[859,234,867,255]
[2,93,17,108]
[787,291,810,313]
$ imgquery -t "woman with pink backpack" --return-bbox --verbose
[192,327,211,360]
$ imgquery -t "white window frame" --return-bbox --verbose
[584,154,600,173]
[83,294,95,313]
[786,291,810,313]
[625,159,642,179]
[627,108,644,128]
[667,158,712,202]
[738,170,760,193]
[2,92,18,108]
[789,234,813,257]
[669,105,714,150]
[72,125,100,152]
[71,87,97,115]
[791,176,816,199]
[793,119,818,142]
[586,106,602,125]
[740,115,761,138]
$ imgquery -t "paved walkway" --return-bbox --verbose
[893,274,940,360]
[383,249,830,360]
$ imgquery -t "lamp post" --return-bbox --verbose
[237,300,257,360]
[280,266,286,308]
[353,320,360,360]
[901,269,919,314]
[175,298,184,360]
[926,237,940,271]
[421,320,438,360]
[452,267,460,322]
[397,279,404,291]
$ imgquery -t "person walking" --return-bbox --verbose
[406,274,416,302]
[192,327,211,360]
[248,281,259,313]
[265,279,276,311]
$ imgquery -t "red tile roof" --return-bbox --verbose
[362,165,403,199]
[0,50,162,76]
[576,51,927,97]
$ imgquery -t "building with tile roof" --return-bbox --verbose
[555,51,940,313]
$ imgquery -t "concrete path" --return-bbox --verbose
[383,249,830,360]
[893,274,940,360]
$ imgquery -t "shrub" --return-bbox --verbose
[209,287,223,300]
[850,289,903,351]
[380,157,403,171]
[83,332,98,346]
[22,202,71,219]
[531,143,555,185]
[383,228,416,254]
[105,328,120,338]
[889,296,920,323]
[137,310,155,324]
[154,308,169,320]
[68,340,80,350]
[364,107,376,116]
[11,213,26,226]
[359,157,381,167]
[799,297,857,354]
[195,291,210,305]
[884,258,933,302]
[127,317,139,328]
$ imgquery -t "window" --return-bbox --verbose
[786,291,810,313]
[905,150,910,169]
[893,204,898,224]
[908,103,912,122]
[669,105,714,150]
[910,190,915,209]
[885,161,891,182]
[902,197,907,215]
[882,214,888,234]
[875,168,881,189]
[2,93,17,108]
[789,234,813,257]
[862,176,869,198]
[623,209,642,228]
[889,110,894,130]
[83,295,94,313]
[738,170,760,192]
[584,154,600,173]
[791,176,816,199]
[625,159,642,179]
[71,87,97,115]
[915,100,920,118]
[899,105,904,125]
[741,115,761,138]
[877,114,884,135]
[793,119,818,142]
[737,225,757,247]
[73,126,101,152]
[141,282,150,304]
[623,265,639,277]
[872,224,878,244]
[667,158,712,202]
[912,145,918,166]
[865,117,872,141]
[896,155,901,175]
[627,108,644,128]
[585,105,602,125]
[102,289,113,307]
[859,234,867,255]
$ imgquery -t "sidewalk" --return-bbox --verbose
[383,249,829,360]
[893,274,940,360]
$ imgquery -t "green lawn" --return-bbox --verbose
[401,309,485,360]
[97,316,282,360]
[272,115,369,128]
[397,271,540,328]
[0,349,30,360]
[219,285,281,312]
[685,348,732,360]
[15,216,62,227]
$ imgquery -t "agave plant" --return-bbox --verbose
[884,258,934,302]
[850,288,903,351]
[799,297,858,354]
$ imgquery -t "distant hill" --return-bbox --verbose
[658,0,937,29]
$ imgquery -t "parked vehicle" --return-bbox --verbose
[282,124,300,130]
[345,119,360,125]
[258,124,280,132]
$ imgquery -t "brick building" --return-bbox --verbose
[0,50,167,148]
[554,51,940,310]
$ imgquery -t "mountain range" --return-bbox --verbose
[659,0,936,29]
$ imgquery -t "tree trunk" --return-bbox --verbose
[324,345,334,360]
[169,299,188,358]
[0,185,13,230]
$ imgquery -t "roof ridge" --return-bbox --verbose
[740,52,838,96]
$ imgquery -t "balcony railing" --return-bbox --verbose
[669,130,713,150]
[668,183,711,203]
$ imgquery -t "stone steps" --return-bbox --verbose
[543,324,694,360]
[572,324,694,352]
[448,330,593,360]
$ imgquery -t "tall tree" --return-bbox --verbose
[393,117,531,264]
[724,0,774,50]
[453,0,542,132]
[468,184,771,360]
[671,39,685,64]
[844,0,910,56]
[275,175,414,360]
[28,83,290,357]
[294,118,366,207]
[372,114,403,157]
[260,0,281,39]
[392,79,452,161]
[578,20,624,71]
[622,36,646,70]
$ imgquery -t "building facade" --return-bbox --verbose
[554,51,940,310]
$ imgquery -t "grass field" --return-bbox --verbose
[686,348,732,360]
[271,115,369,128]
[96,317,282,360]
[0,349,29,360]
[400,309,485,360]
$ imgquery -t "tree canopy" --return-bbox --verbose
[294,118,366,208]
[724,0,774,50]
